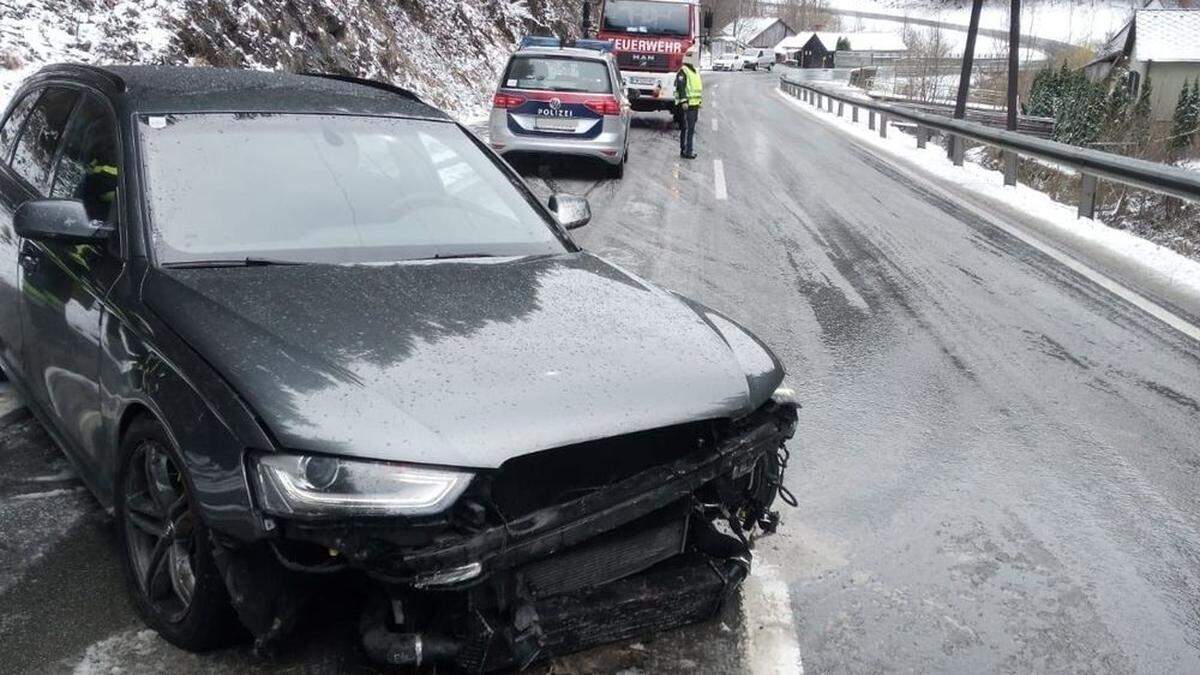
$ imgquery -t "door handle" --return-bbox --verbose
[18,250,39,272]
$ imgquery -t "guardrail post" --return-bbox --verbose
[837,101,844,117]
[802,89,808,103]
[827,97,833,112]
[1003,151,1018,186]
[917,125,928,148]
[879,113,888,138]
[950,135,964,166]
[852,106,859,123]
[1078,174,1097,219]
[868,111,876,131]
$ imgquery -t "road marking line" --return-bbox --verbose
[714,159,728,200]
[743,560,804,674]
[712,117,719,132]
[774,87,1200,345]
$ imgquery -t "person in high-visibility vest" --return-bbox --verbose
[79,158,119,222]
[674,55,703,159]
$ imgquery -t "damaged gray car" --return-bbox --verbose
[0,64,799,671]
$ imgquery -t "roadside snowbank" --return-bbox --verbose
[774,85,1200,319]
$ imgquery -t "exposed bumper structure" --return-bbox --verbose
[217,402,799,671]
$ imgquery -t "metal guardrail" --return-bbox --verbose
[866,95,1056,139]
[779,76,1200,218]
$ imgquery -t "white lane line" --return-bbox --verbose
[714,159,728,200]
[712,117,719,132]
[743,560,804,674]
[774,87,1200,345]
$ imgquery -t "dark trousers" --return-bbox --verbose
[679,107,699,155]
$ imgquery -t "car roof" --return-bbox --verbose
[512,47,614,63]
[26,64,451,120]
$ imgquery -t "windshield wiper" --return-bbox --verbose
[162,257,309,269]
[414,253,500,261]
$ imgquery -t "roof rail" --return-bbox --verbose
[301,72,425,104]
[40,63,126,91]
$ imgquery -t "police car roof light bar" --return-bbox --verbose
[519,36,561,49]
[572,39,616,53]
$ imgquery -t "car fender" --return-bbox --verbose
[98,260,275,542]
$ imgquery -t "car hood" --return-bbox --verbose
[143,252,783,468]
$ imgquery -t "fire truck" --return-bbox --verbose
[594,0,709,115]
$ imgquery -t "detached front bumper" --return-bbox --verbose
[220,402,799,670]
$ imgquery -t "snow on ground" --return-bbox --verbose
[774,82,1200,306]
[828,0,1136,51]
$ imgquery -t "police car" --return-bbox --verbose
[489,37,633,178]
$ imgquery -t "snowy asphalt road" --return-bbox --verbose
[3,71,1200,673]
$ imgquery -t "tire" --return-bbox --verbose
[608,157,625,179]
[114,416,242,651]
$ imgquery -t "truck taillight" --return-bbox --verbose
[493,93,526,109]
[584,97,621,116]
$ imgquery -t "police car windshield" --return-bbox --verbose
[503,55,612,94]
[138,113,567,265]
[601,0,689,36]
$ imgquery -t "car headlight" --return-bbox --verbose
[771,381,799,406]
[251,453,473,518]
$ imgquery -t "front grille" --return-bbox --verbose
[489,420,716,517]
[517,502,689,598]
[617,52,672,72]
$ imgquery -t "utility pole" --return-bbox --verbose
[949,0,983,164]
[1004,0,1021,185]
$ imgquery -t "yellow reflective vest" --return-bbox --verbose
[675,65,702,108]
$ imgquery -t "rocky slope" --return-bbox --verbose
[0,0,582,119]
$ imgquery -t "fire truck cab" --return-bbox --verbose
[596,0,702,113]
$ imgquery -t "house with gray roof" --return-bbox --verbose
[1083,6,1200,121]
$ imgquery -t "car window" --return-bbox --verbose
[51,93,119,224]
[503,56,612,94]
[0,90,41,162]
[138,113,566,264]
[11,88,79,194]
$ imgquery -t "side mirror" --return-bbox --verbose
[14,199,112,244]
[548,193,591,230]
[702,10,713,31]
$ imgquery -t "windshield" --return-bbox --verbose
[138,114,566,264]
[503,56,612,93]
[601,0,690,36]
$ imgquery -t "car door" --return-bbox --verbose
[0,88,45,378]
[13,88,123,465]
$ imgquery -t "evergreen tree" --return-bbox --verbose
[1101,68,1134,149]
[1026,66,1058,117]
[836,36,851,51]
[1054,69,1105,147]
[1131,74,1153,156]
[1170,79,1196,156]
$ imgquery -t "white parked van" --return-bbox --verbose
[740,47,775,71]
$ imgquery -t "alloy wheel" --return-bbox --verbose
[122,440,197,624]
